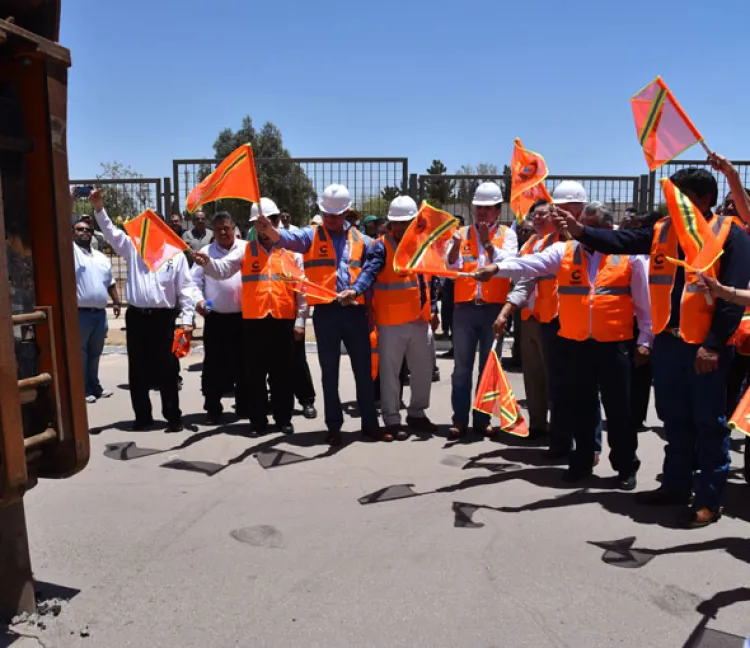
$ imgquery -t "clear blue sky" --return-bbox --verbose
[62,0,750,182]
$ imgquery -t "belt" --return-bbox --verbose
[664,327,682,338]
[128,306,174,315]
[473,299,487,305]
[78,307,105,312]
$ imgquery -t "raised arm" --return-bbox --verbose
[553,208,653,255]
[477,242,565,283]
[709,153,750,226]
[89,189,134,258]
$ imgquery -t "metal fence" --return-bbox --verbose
[648,160,750,211]
[415,173,645,225]
[172,157,409,223]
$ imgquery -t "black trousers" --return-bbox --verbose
[243,316,295,427]
[632,360,652,427]
[560,337,640,475]
[126,307,181,424]
[203,312,245,416]
[726,353,750,484]
[293,339,316,405]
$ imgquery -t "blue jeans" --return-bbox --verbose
[312,302,378,431]
[541,319,602,455]
[652,333,733,509]
[79,309,107,397]
[451,302,502,427]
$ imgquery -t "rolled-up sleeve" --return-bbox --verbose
[508,277,537,308]
[294,253,309,329]
[630,255,653,347]
[276,226,315,254]
[446,239,463,271]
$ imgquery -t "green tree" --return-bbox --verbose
[423,159,454,207]
[74,161,152,228]
[380,186,400,202]
[203,116,317,229]
[360,196,390,217]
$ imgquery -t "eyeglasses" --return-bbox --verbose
[75,227,92,233]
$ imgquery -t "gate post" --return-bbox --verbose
[0,500,36,619]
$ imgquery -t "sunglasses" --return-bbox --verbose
[75,227,92,233]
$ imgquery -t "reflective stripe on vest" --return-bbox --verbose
[302,225,365,305]
[520,232,560,323]
[372,235,428,326]
[454,224,511,304]
[649,215,734,344]
[240,246,296,320]
[556,241,634,342]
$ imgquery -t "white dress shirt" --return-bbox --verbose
[94,208,195,325]
[447,223,518,299]
[74,243,114,309]
[191,239,245,314]
[495,241,654,347]
[507,233,556,312]
[202,240,309,329]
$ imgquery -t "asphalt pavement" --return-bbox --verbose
[4,348,750,648]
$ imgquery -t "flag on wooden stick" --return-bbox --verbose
[631,76,706,170]
[510,138,552,222]
[186,143,261,213]
[473,347,528,437]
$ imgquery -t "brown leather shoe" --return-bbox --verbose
[683,506,722,528]
[635,487,692,506]
[448,425,467,440]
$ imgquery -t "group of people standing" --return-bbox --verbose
[73,152,750,529]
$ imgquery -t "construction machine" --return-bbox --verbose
[0,0,89,619]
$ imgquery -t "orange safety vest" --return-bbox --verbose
[649,215,733,345]
[303,225,365,306]
[454,224,512,304]
[730,308,750,356]
[556,240,634,342]
[519,231,561,323]
[241,241,297,320]
[373,234,431,327]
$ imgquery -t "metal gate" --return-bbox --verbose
[171,157,409,223]
[647,160,750,211]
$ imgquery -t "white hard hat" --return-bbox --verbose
[249,197,280,222]
[472,181,504,206]
[387,196,418,222]
[318,184,351,215]
[311,214,323,225]
[552,181,588,204]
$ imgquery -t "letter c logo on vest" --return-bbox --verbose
[252,261,261,272]
[654,253,665,267]
[571,270,582,283]
[319,244,329,257]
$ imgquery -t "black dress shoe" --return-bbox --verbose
[130,419,155,432]
[544,448,569,461]
[302,403,317,419]
[205,412,222,425]
[166,421,184,433]
[635,487,691,506]
[325,430,343,446]
[617,473,637,491]
[432,368,440,382]
[278,422,294,434]
[561,467,592,483]
[439,348,454,359]
[248,423,268,438]
[406,416,438,434]
[387,425,408,441]
[362,427,393,442]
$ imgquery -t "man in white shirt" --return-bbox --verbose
[192,212,247,424]
[73,217,122,403]
[477,204,652,490]
[90,190,195,432]
[445,182,518,439]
